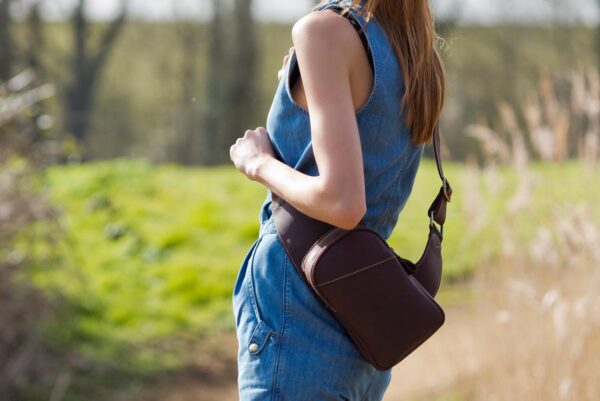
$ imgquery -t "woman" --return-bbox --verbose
[229,0,445,399]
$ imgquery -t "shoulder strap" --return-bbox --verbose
[429,126,452,232]
[317,4,453,234]
[326,5,374,71]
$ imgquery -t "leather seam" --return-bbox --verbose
[317,254,397,287]
[300,227,340,273]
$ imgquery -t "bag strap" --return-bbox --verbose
[327,5,374,71]
[327,3,452,232]
[429,126,452,232]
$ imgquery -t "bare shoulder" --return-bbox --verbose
[291,9,361,56]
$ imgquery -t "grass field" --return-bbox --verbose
[0,157,589,400]
[33,159,598,372]
[6,12,600,401]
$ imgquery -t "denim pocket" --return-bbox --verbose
[232,237,260,323]
[246,233,286,336]
[236,235,284,398]
[247,320,275,356]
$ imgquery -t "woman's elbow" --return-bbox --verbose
[316,179,366,230]
[333,197,367,230]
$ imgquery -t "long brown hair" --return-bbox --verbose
[315,0,445,145]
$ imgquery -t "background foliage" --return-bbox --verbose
[1,0,599,400]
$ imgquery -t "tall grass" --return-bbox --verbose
[388,190,599,400]
[467,69,600,168]
[461,70,599,401]
[463,211,599,401]
[386,70,599,401]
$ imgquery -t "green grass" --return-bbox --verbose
[39,160,264,366]
[33,158,600,380]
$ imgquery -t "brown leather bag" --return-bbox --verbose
[271,127,453,370]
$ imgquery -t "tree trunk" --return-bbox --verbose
[0,0,14,81]
[176,23,201,165]
[64,0,127,152]
[597,0,600,69]
[27,2,44,74]
[200,0,259,165]
[200,0,228,165]
[221,0,259,163]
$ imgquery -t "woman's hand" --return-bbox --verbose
[230,127,276,182]
[277,47,295,81]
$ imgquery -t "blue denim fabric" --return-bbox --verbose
[232,216,392,400]
[232,0,425,399]
[262,0,425,241]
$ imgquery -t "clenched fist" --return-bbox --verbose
[230,127,276,181]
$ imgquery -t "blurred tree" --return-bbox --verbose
[26,1,44,74]
[597,0,600,68]
[0,0,15,80]
[64,0,128,151]
[200,0,259,165]
[25,2,49,149]
[222,0,259,160]
[0,70,61,401]
[175,21,202,165]
[200,0,227,165]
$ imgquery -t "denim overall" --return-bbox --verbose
[232,0,425,399]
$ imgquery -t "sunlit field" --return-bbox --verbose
[7,153,588,399]
[2,2,600,399]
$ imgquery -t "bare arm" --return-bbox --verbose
[230,11,366,230]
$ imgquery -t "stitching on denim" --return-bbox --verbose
[379,144,414,220]
[359,367,378,401]
[271,338,279,401]
[272,252,288,401]
[281,249,290,337]
[246,235,265,323]
[247,322,274,355]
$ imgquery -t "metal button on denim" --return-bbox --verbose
[248,343,258,352]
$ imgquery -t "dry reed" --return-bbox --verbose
[464,209,600,401]
[467,69,600,168]
[389,72,600,399]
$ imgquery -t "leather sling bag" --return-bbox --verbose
[270,6,453,370]
[271,127,452,370]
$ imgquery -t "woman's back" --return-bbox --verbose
[230,1,446,399]
[260,0,425,240]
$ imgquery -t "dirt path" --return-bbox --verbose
[383,303,481,400]
[130,298,484,401]
[131,252,600,401]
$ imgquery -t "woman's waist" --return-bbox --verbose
[259,215,278,237]
[256,192,396,239]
